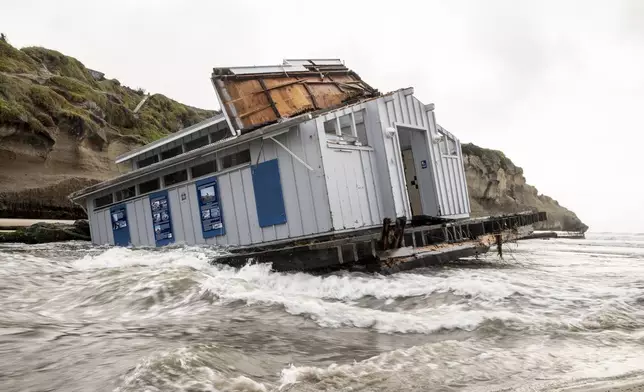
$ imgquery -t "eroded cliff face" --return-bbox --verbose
[462,143,588,232]
[0,39,216,219]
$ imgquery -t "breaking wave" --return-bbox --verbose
[1,232,643,391]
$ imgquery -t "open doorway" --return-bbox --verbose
[397,126,435,218]
[401,149,422,216]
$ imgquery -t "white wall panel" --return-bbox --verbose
[141,198,155,246]
[126,203,140,246]
[187,184,207,245]
[167,189,185,244]
[176,185,197,246]
[103,209,114,245]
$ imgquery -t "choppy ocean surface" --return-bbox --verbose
[1,233,643,392]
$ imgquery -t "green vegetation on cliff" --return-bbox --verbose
[0,37,217,220]
[0,38,216,154]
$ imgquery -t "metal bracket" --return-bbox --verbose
[269,136,314,171]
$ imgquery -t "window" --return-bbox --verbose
[115,186,135,202]
[437,129,457,156]
[324,110,368,146]
[139,178,160,194]
[94,193,113,209]
[324,119,337,135]
[210,128,230,144]
[161,145,182,160]
[339,114,355,139]
[185,135,209,152]
[221,149,251,169]
[355,111,367,146]
[137,155,158,169]
[163,170,188,187]
[191,160,218,179]
[446,138,458,156]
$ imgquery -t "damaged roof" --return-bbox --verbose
[211,59,379,134]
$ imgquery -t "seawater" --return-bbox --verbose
[1,233,643,391]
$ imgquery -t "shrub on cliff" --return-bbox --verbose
[0,39,217,151]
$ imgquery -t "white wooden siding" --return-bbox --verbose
[375,90,470,218]
[85,89,468,247]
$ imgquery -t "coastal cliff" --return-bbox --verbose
[462,143,587,232]
[0,38,216,219]
[0,39,586,232]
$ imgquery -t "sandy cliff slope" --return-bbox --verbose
[0,38,216,219]
[462,143,587,232]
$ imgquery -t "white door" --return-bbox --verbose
[402,149,422,216]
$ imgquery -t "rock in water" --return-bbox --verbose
[0,220,91,244]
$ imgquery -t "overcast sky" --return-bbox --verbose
[2,0,641,232]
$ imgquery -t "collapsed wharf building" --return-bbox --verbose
[69,59,546,272]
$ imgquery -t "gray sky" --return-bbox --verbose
[2,0,641,232]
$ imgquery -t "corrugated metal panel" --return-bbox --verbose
[285,59,344,66]
[227,65,309,75]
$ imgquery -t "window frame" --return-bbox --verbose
[184,135,210,153]
[163,169,188,187]
[220,149,251,170]
[160,145,183,161]
[115,186,136,202]
[324,109,368,146]
[138,178,161,195]
[437,128,458,157]
[94,193,114,209]
[137,155,159,169]
[190,159,218,180]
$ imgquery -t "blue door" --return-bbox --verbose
[251,159,287,227]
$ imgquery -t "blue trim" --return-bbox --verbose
[110,204,131,246]
[251,159,287,228]
[149,190,175,247]
[195,176,225,238]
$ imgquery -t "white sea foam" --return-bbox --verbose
[199,263,529,333]
[278,338,644,391]
[72,246,215,271]
[115,345,269,392]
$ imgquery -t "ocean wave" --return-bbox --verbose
[278,338,644,391]
[115,345,269,392]
[202,267,528,334]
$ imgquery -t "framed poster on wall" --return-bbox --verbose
[149,190,174,246]
[195,177,225,238]
[110,204,131,246]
